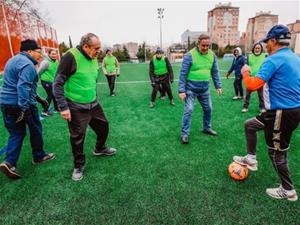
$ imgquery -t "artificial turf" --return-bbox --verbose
[0,60,299,225]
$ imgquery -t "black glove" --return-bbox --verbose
[36,95,49,111]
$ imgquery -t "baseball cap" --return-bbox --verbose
[260,24,291,43]
[20,39,41,51]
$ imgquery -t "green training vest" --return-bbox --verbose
[187,48,214,81]
[248,53,267,76]
[103,55,117,73]
[40,58,58,82]
[153,55,168,76]
[64,48,99,103]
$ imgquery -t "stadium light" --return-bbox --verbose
[157,8,165,48]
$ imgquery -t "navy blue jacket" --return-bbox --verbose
[0,52,38,111]
[227,55,246,78]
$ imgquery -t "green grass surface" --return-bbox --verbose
[0,60,299,225]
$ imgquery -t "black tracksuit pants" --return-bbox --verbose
[151,75,173,102]
[67,103,109,168]
[41,80,58,111]
[105,75,116,95]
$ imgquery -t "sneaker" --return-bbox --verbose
[241,108,248,113]
[202,129,218,136]
[0,162,21,179]
[259,108,266,113]
[181,135,189,144]
[72,167,84,181]
[149,102,155,108]
[32,153,56,164]
[159,96,166,100]
[232,96,239,100]
[170,99,175,106]
[41,111,50,117]
[266,185,298,201]
[233,155,258,171]
[93,147,116,156]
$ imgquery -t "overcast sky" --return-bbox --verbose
[40,0,300,47]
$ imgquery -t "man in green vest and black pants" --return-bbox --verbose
[242,43,267,113]
[38,49,59,115]
[53,33,116,181]
[178,34,222,144]
[149,47,174,108]
[102,49,120,96]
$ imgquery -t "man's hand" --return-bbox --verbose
[40,98,49,111]
[226,73,230,79]
[60,109,71,122]
[241,64,251,74]
[216,88,222,96]
[179,92,186,101]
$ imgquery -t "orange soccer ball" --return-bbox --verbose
[228,162,249,181]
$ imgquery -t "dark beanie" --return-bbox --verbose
[20,39,41,52]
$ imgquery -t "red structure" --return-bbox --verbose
[0,1,59,71]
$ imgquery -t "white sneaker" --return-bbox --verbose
[72,167,84,181]
[241,108,248,113]
[266,185,298,201]
[259,108,266,113]
[233,155,258,171]
[232,96,239,100]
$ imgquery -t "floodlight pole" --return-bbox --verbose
[157,8,164,49]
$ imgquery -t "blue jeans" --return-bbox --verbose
[1,105,47,166]
[181,88,212,136]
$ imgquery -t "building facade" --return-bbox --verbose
[125,42,138,59]
[207,2,240,48]
[181,29,207,46]
[244,11,278,52]
[287,20,300,55]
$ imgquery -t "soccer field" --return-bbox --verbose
[0,60,299,224]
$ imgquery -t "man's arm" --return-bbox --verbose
[241,65,265,91]
[37,59,49,76]
[178,53,192,94]
[211,55,222,90]
[149,60,155,84]
[53,52,76,112]
[17,64,37,112]
[165,57,174,82]
[102,60,107,74]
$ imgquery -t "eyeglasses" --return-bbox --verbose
[33,50,42,54]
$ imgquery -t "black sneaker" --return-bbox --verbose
[181,135,189,144]
[93,147,116,156]
[202,129,218,136]
[32,153,56,164]
[0,162,21,179]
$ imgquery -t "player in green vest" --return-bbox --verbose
[53,33,116,181]
[149,48,174,108]
[38,49,59,116]
[242,43,267,113]
[102,49,120,96]
[178,34,222,144]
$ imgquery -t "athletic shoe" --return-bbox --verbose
[259,108,266,113]
[202,129,218,136]
[170,99,175,106]
[266,185,298,201]
[72,167,84,181]
[232,96,239,100]
[93,147,116,156]
[159,96,166,100]
[150,102,155,108]
[32,153,56,164]
[181,135,189,144]
[241,108,248,113]
[233,155,258,171]
[41,111,50,117]
[0,162,21,179]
